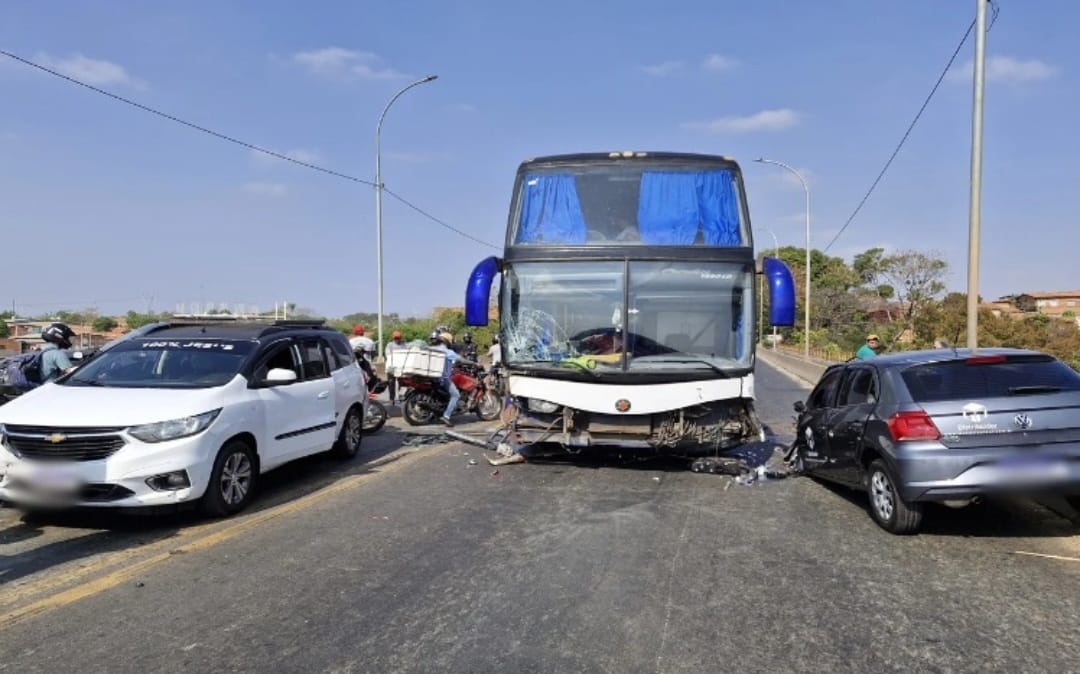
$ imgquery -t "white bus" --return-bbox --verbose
[465,152,796,455]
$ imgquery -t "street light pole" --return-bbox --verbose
[966,0,988,350]
[755,158,811,358]
[375,74,438,360]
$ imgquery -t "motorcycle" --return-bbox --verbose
[363,377,389,433]
[399,362,502,426]
[354,349,388,433]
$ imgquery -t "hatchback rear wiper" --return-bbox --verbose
[1008,385,1063,395]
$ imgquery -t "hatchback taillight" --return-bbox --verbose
[887,410,941,442]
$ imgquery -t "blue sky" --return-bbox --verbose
[1,0,1077,319]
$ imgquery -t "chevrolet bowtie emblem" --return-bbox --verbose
[46,433,67,444]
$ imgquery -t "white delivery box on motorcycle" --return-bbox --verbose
[390,347,447,379]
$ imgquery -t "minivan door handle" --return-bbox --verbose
[317,391,330,399]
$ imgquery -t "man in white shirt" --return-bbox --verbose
[487,336,501,367]
[383,331,406,405]
[349,325,375,357]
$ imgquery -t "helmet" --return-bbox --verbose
[438,332,453,346]
[42,323,76,349]
[462,332,472,344]
[353,325,365,336]
[429,330,442,344]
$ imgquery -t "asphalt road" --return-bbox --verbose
[1,362,1078,673]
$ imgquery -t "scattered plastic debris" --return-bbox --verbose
[490,470,500,477]
[468,459,479,466]
[402,433,452,447]
[652,476,661,483]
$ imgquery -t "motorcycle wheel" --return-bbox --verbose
[363,399,388,433]
[403,392,439,426]
[476,390,503,421]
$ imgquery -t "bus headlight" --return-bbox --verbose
[527,398,561,414]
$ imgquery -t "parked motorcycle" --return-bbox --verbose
[399,362,502,426]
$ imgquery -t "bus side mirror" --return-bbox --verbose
[465,256,501,327]
[763,257,795,327]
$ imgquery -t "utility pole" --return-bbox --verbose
[966,0,988,349]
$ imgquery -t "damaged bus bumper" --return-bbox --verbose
[507,374,764,454]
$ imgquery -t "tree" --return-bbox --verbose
[0,318,8,339]
[125,310,161,330]
[879,250,948,342]
[92,316,119,333]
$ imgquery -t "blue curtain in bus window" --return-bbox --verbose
[697,171,741,245]
[637,172,699,245]
[516,174,587,244]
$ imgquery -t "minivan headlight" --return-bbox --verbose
[129,409,221,443]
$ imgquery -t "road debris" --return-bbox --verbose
[490,470,500,477]
[402,433,452,447]
[467,459,479,466]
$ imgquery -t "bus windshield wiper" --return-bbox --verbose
[1008,385,1063,395]
[635,358,731,377]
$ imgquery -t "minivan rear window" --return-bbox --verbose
[901,356,1080,402]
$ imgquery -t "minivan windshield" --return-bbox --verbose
[61,338,256,389]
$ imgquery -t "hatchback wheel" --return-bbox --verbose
[1066,495,1080,515]
[867,459,923,535]
[201,440,257,518]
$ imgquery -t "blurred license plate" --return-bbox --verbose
[999,456,1069,481]
[11,462,84,495]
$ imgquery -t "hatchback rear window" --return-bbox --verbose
[901,356,1080,402]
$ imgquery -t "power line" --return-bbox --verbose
[382,186,501,250]
[0,48,502,249]
[823,1,1000,253]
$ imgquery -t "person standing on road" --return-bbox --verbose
[384,330,406,405]
[429,331,460,427]
[487,335,501,368]
[855,334,884,360]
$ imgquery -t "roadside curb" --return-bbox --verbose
[757,349,825,389]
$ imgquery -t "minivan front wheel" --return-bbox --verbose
[201,440,258,518]
[867,459,923,535]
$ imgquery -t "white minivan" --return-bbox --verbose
[0,321,367,516]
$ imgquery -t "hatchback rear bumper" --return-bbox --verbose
[895,443,1080,502]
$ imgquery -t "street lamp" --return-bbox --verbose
[375,74,438,359]
[755,158,811,358]
[966,0,989,350]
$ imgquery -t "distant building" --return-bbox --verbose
[0,319,125,355]
[987,291,1080,327]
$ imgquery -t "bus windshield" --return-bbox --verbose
[509,163,747,246]
[501,260,753,373]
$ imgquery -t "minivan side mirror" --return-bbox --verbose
[265,368,298,385]
[793,400,806,414]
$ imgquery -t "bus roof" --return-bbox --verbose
[519,152,740,169]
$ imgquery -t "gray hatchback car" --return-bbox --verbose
[791,348,1080,534]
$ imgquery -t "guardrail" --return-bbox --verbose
[771,343,853,363]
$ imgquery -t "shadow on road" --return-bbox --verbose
[808,477,1080,538]
[0,424,419,584]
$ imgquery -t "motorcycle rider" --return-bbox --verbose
[349,325,378,385]
[429,330,460,427]
[40,323,77,382]
[460,331,479,362]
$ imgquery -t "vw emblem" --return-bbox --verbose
[46,433,67,444]
[1013,414,1033,430]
